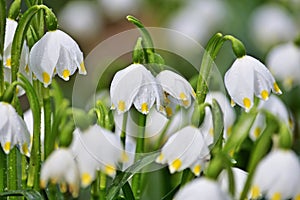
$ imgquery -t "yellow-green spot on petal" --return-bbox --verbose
[6,58,11,68]
[62,69,70,79]
[170,158,182,172]
[261,90,269,100]
[227,126,232,136]
[81,173,92,186]
[4,142,11,153]
[166,106,173,117]
[243,97,251,110]
[22,143,29,156]
[230,99,236,107]
[25,64,29,73]
[254,127,261,138]
[40,180,47,188]
[69,184,79,198]
[121,151,129,162]
[118,100,125,112]
[209,128,214,136]
[42,72,50,84]
[273,82,282,94]
[193,165,201,176]
[80,62,87,74]
[141,102,149,114]
[179,92,187,100]
[271,192,281,200]
[295,194,300,200]
[105,164,116,176]
[251,185,260,199]
[156,153,164,163]
[59,182,67,193]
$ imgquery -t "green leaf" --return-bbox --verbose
[0,189,43,199]
[0,0,6,96]
[161,185,180,200]
[211,99,224,153]
[106,152,160,200]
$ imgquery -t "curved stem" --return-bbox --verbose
[43,87,52,159]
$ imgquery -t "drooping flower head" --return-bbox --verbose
[0,102,31,156]
[174,177,231,200]
[156,125,209,176]
[266,42,300,90]
[156,70,196,117]
[110,63,163,115]
[70,125,125,187]
[29,30,87,87]
[40,148,80,198]
[225,55,281,112]
[251,149,300,200]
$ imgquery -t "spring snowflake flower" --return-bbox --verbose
[174,177,231,200]
[218,167,249,199]
[110,63,163,115]
[224,55,281,112]
[70,125,125,187]
[249,95,291,140]
[3,18,30,95]
[156,70,196,117]
[199,92,236,145]
[266,42,300,90]
[40,148,80,197]
[29,30,87,87]
[156,125,209,176]
[251,149,300,200]
[0,102,31,156]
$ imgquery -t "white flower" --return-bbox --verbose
[156,125,209,176]
[40,148,80,197]
[110,63,163,115]
[156,70,196,117]
[224,55,281,112]
[174,177,231,200]
[3,18,31,95]
[251,149,300,200]
[199,91,236,145]
[218,167,249,200]
[249,4,297,52]
[249,95,291,140]
[29,30,87,87]
[266,42,300,90]
[70,125,125,187]
[0,102,31,156]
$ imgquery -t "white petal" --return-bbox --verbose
[110,64,145,114]
[224,56,254,112]
[174,178,231,200]
[55,46,77,81]
[29,31,59,87]
[156,70,195,108]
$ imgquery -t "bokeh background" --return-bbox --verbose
[7,0,300,199]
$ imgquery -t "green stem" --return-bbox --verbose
[91,171,100,200]
[43,87,52,159]
[0,148,6,193]
[17,74,41,190]
[239,118,276,200]
[132,113,147,200]
[120,112,128,148]
[0,0,6,97]
[180,169,194,187]
[7,148,22,198]
[99,171,106,200]
[196,33,224,104]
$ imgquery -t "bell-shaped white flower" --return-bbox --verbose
[266,42,300,90]
[174,177,231,200]
[70,125,125,187]
[225,55,281,112]
[3,18,31,95]
[110,63,163,115]
[249,95,291,141]
[251,149,300,200]
[199,92,236,145]
[156,70,196,117]
[29,30,86,87]
[0,102,31,156]
[156,125,209,176]
[218,167,249,200]
[40,148,80,197]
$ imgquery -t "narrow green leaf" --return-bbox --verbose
[106,152,160,200]
[161,185,180,200]
[211,99,224,152]
[0,0,6,96]
[122,182,135,200]
[0,189,43,200]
